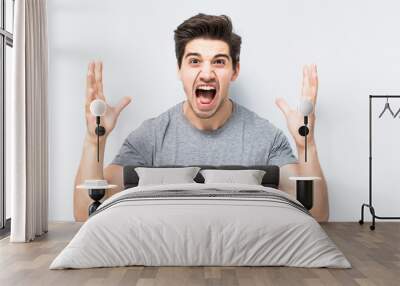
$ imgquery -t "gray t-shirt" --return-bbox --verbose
[111,100,298,167]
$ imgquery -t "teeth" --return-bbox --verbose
[197,85,216,91]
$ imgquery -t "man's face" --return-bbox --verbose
[177,38,240,119]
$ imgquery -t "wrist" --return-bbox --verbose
[83,134,107,165]
[84,133,108,147]
[297,137,316,151]
[296,139,318,161]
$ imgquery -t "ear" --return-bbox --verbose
[231,62,240,81]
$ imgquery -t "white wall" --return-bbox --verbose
[47,0,400,221]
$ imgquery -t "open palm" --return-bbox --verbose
[85,61,131,144]
[275,64,318,149]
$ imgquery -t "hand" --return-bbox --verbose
[275,64,318,149]
[85,60,132,144]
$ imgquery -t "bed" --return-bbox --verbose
[49,165,351,269]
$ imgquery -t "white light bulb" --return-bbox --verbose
[298,98,313,116]
[90,99,107,116]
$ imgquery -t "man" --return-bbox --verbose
[74,13,328,222]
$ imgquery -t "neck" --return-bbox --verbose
[183,99,233,131]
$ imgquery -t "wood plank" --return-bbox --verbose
[0,222,399,286]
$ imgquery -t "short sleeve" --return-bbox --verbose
[267,129,298,167]
[111,120,154,167]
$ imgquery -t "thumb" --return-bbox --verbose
[115,96,132,115]
[275,97,290,118]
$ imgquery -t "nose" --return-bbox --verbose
[199,62,216,82]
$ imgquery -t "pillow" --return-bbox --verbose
[200,169,266,185]
[135,167,201,186]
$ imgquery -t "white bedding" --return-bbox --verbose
[50,183,351,269]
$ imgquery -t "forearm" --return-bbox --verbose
[73,134,107,221]
[74,135,107,186]
[296,142,329,222]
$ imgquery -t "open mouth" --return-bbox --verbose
[195,85,217,107]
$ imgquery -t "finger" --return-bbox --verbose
[85,87,96,114]
[304,64,318,106]
[94,61,105,100]
[301,65,311,99]
[85,86,96,113]
[115,96,132,115]
[302,65,308,83]
[275,97,291,118]
[86,61,95,96]
[85,61,96,113]
[94,60,102,82]
[310,64,318,105]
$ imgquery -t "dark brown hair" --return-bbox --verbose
[174,13,242,71]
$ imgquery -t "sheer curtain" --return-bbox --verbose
[9,0,48,242]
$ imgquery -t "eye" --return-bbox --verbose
[214,59,226,65]
[189,58,200,64]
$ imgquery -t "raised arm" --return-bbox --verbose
[73,61,132,222]
[275,64,329,222]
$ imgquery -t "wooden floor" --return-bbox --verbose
[0,222,399,286]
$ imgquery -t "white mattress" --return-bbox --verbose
[50,183,351,269]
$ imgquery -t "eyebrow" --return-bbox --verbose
[184,53,230,60]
